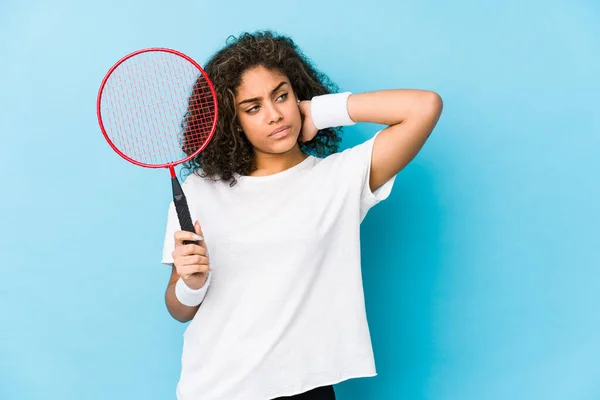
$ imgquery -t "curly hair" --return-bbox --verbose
[181,30,343,186]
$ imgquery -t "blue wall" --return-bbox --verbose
[1,0,599,399]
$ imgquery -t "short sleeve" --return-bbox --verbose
[161,201,179,265]
[338,131,397,222]
[359,131,396,220]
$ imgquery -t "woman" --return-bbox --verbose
[161,30,443,400]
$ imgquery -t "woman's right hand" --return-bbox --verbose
[298,100,318,143]
[172,220,211,290]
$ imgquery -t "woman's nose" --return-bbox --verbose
[266,102,283,124]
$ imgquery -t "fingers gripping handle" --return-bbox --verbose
[171,177,198,246]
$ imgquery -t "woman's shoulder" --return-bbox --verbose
[310,132,382,175]
[182,170,222,189]
[313,142,358,166]
[320,132,382,162]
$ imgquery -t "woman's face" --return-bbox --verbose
[235,66,302,155]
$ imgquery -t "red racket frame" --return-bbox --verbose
[96,47,219,177]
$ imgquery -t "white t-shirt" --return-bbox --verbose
[162,132,397,400]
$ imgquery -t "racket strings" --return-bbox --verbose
[99,50,216,166]
[182,79,216,156]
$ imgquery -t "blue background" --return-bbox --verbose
[1,0,599,399]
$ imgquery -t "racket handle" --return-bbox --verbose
[171,176,198,245]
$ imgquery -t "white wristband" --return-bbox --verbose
[175,273,212,307]
[310,92,355,130]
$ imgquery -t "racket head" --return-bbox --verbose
[96,48,218,169]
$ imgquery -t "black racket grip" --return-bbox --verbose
[171,177,198,246]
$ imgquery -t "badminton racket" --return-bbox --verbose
[96,48,217,251]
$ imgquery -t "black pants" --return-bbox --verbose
[272,385,336,400]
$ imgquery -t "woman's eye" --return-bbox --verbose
[276,93,288,102]
[247,105,260,113]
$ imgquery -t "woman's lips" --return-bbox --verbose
[269,126,290,139]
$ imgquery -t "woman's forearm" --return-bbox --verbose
[346,89,443,191]
[165,271,203,323]
[347,89,441,127]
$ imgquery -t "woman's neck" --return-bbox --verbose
[249,145,308,177]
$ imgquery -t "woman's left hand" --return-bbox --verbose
[298,100,318,143]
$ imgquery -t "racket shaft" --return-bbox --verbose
[171,177,198,245]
